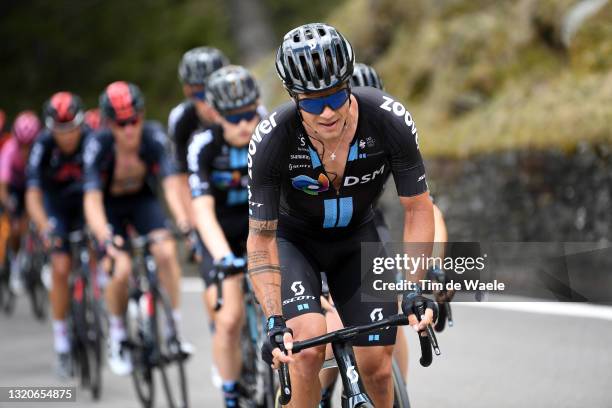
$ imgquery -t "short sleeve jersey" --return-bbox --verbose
[26,129,89,201]
[187,125,249,216]
[83,121,174,194]
[0,138,26,188]
[247,87,427,232]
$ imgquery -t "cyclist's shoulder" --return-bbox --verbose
[187,126,217,157]
[251,101,295,147]
[0,136,16,155]
[353,87,417,137]
[142,120,169,147]
[168,100,196,128]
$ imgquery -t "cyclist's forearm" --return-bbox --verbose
[247,219,282,317]
[192,195,232,260]
[162,175,190,229]
[432,204,448,259]
[401,194,434,282]
[84,190,111,242]
[25,188,49,231]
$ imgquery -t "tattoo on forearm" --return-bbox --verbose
[248,265,281,275]
[248,250,269,266]
[249,219,278,236]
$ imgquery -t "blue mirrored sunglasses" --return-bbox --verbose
[298,88,350,115]
[191,90,206,101]
[224,110,258,124]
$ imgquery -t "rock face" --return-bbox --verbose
[380,143,612,242]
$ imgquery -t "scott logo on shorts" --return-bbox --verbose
[370,308,383,322]
[291,281,305,296]
[291,173,330,196]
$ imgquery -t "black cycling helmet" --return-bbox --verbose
[276,23,355,94]
[43,91,85,131]
[205,65,260,113]
[99,81,145,122]
[178,47,229,85]
[351,63,384,90]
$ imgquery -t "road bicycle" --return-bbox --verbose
[211,258,276,408]
[123,232,189,408]
[275,304,440,408]
[66,229,106,400]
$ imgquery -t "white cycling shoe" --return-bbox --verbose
[107,339,133,376]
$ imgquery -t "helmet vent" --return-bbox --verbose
[335,43,345,70]
[318,28,326,36]
[299,55,311,81]
[288,56,299,79]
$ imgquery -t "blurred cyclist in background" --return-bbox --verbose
[187,65,262,407]
[84,108,103,131]
[25,93,89,379]
[84,81,191,376]
[0,111,41,293]
[167,47,229,242]
[0,109,10,150]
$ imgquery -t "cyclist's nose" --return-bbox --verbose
[319,105,336,119]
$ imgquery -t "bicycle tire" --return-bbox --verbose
[392,358,410,408]
[1,254,15,315]
[126,296,155,408]
[29,279,47,321]
[156,287,189,408]
[84,283,104,400]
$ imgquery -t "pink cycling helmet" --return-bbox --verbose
[13,110,41,145]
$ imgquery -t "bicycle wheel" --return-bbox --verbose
[392,358,410,408]
[155,287,189,408]
[83,282,104,400]
[126,294,155,408]
[0,252,15,315]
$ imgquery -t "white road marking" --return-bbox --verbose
[181,276,612,321]
[457,300,612,321]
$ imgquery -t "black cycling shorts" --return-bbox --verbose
[105,192,168,239]
[278,221,398,347]
[44,197,84,254]
[8,185,25,218]
[199,212,248,287]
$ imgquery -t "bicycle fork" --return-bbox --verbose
[332,342,373,408]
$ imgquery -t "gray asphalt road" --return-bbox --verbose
[1,284,611,408]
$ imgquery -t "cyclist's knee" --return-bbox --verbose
[51,253,71,282]
[214,308,244,339]
[151,239,177,270]
[111,252,131,283]
[288,314,327,376]
[356,346,393,385]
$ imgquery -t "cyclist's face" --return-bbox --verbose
[52,127,81,154]
[220,104,260,147]
[110,114,144,151]
[184,84,221,125]
[297,86,351,140]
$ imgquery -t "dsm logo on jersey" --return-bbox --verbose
[291,173,330,196]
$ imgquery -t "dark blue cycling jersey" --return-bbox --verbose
[247,87,427,233]
[169,101,268,173]
[83,121,175,195]
[168,101,206,173]
[26,129,89,201]
[187,124,249,215]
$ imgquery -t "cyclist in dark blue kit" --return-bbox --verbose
[25,92,89,379]
[247,23,437,407]
[188,65,262,408]
[83,81,191,376]
[168,47,230,237]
